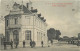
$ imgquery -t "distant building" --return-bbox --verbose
[78,33,80,39]
[62,36,70,41]
[5,2,48,47]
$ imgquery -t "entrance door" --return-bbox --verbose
[13,30,19,44]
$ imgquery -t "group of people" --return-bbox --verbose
[30,40,36,48]
[3,40,44,50]
[23,40,44,48]
[22,40,36,48]
[3,40,19,50]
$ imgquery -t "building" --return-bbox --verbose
[0,16,5,36]
[78,33,80,39]
[5,2,48,47]
[0,34,4,45]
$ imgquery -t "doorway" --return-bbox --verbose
[13,30,19,44]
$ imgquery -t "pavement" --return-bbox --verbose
[0,42,80,51]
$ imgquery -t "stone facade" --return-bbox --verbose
[5,2,48,47]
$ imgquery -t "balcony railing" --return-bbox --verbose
[8,24,21,29]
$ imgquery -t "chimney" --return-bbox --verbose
[27,3,29,9]
[31,7,33,10]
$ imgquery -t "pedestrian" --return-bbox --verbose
[33,41,36,47]
[68,40,69,44]
[4,41,6,50]
[41,41,43,47]
[3,37,6,50]
[10,40,13,49]
[77,40,80,47]
[71,40,72,44]
[72,40,74,44]
[30,40,33,48]
[15,41,18,48]
[48,40,51,47]
[23,40,25,48]
[51,40,53,45]
[73,40,74,44]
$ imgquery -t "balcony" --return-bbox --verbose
[8,24,21,29]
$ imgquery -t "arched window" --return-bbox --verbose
[13,30,19,43]
[25,30,31,40]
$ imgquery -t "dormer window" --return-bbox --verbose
[13,2,19,9]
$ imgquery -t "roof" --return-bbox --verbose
[5,2,32,17]
[5,2,47,22]
[13,2,20,7]
[31,9,38,13]
[38,14,41,17]
[10,2,32,14]
[5,14,21,18]
[19,5,32,14]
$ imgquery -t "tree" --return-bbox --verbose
[55,30,61,40]
[47,28,56,40]
[47,28,61,40]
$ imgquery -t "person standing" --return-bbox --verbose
[11,40,13,49]
[30,40,33,48]
[48,40,51,47]
[3,37,6,50]
[51,40,53,45]
[4,41,6,50]
[15,41,18,48]
[77,40,80,47]
[41,41,43,47]
[33,41,36,47]
[23,40,25,48]
[71,40,73,44]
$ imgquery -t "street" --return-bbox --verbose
[0,43,80,51]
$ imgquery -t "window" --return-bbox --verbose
[26,17,30,25]
[15,18,17,24]
[6,31,10,41]
[41,33,42,41]
[25,30,31,40]
[37,32,39,41]
[7,20,8,26]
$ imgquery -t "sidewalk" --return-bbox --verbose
[1,43,80,51]
[1,45,49,51]
[0,45,48,51]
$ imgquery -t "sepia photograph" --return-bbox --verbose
[0,0,80,51]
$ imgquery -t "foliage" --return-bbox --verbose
[47,28,61,40]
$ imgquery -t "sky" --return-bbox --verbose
[0,0,80,37]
